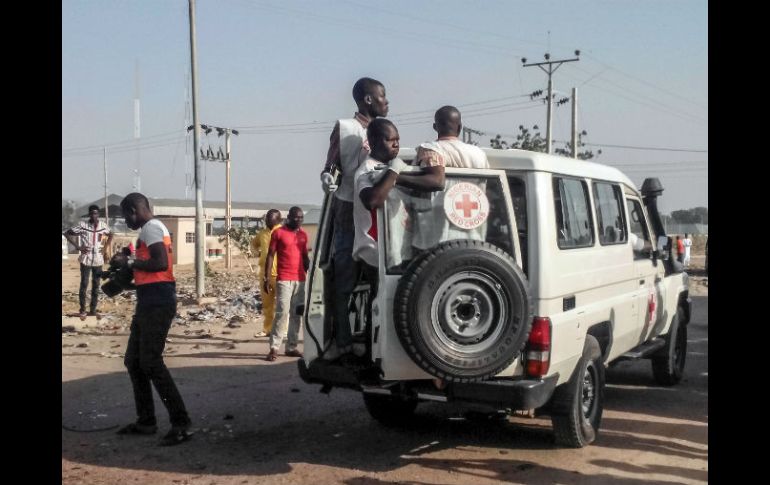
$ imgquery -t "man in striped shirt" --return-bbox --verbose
[64,204,113,319]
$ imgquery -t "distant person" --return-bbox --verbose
[676,235,685,264]
[319,77,389,362]
[251,209,282,338]
[113,193,192,446]
[64,204,113,319]
[264,207,310,362]
[683,233,692,267]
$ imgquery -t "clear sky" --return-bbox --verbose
[62,0,707,214]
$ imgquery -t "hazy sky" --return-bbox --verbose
[62,0,707,214]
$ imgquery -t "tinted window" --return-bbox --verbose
[385,174,513,274]
[626,198,652,259]
[553,177,594,249]
[593,182,627,245]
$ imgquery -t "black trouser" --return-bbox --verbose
[124,303,190,428]
[79,264,102,313]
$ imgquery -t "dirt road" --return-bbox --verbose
[62,255,707,484]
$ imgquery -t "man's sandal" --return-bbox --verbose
[159,427,193,446]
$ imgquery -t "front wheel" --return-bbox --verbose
[651,308,687,386]
[550,335,605,448]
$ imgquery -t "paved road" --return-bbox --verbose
[62,296,707,484]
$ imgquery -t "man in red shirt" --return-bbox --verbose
[264,207,310,361]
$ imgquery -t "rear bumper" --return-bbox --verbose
[299,359,559,410]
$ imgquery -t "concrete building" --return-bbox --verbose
[76,195,321,265]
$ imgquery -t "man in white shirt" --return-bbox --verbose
[411,106,490,250]
[683,233,692,267]
[64,204,113,319]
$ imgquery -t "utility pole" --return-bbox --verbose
[103,147,109,227]
[522,50,580,154]
[188,123,239,269]
[225,129,232,269]
[571,87,578,159]
[188,0,205,298]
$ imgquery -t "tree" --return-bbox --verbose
[671,207,708,224]
[489,125,600,160]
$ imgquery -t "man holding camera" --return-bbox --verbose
[112,193,192,446]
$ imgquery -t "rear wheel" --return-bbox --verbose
[550,335,604,448]
[651,308,687,386]
[362,393,418,426]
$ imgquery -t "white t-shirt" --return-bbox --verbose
[410,138,490,250]
[683,238,692,258]
[71,220,111,266]
[334,118,368,203]
[415,137,490,169]
[352,157,389,267]
[139,218,169,247]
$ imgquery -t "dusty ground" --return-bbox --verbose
[62,251,707,484]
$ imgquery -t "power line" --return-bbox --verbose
[553,140,707,153]
[582,53,707,112]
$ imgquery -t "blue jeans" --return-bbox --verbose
[79,263,102,313]
[332,199,356,350]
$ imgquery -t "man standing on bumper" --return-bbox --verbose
[114,193,192,446]
[264,206,310,361]
[320,77,389,359]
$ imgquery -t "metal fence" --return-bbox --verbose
[662,222,708,236]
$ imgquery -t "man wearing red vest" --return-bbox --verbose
[113,193,192,446]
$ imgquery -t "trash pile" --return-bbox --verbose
[62,266,265,331]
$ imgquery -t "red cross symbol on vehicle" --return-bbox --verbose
[455,194,479,217]
[648,292,656,320]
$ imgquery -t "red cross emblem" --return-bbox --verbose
[443,182,490,230]
[455,194,479,217]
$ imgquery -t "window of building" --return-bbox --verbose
[186,232,195,243]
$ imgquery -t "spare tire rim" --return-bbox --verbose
[430,271,508,353]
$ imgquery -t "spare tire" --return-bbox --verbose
[394,240,532,382]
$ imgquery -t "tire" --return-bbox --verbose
[651,308,687,386]
[393,240,532,383]
[362,393,418,426]
[550,335,604,448]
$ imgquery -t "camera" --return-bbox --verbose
[100,248,135,297]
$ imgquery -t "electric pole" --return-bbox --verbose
[188,123,239,269]
[188,0,205,298]
[571,87,578,159]
[103,147,109,227]
[522,50,580,154]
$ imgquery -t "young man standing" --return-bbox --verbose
[113,193,192,446]
[251,209,282,338]
[64,204,113,319]
[264,206,310,361]
[320,77,389,360]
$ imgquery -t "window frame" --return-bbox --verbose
[553,176,595,250]
[592,180,628,246]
